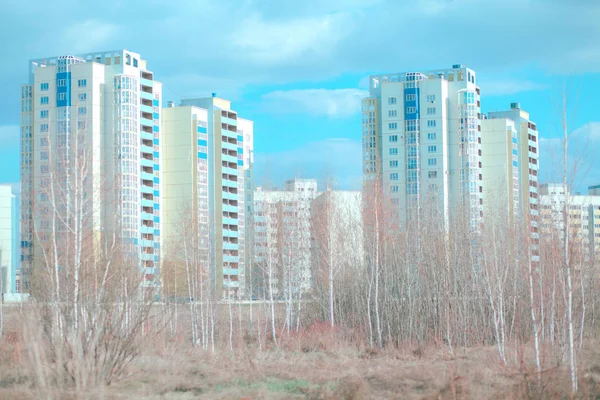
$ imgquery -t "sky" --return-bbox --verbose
[0,0,599,191]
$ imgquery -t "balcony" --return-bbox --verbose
[141,131,153,141]
[140,91,153,101]
[140,239,154,248]
[222,166,238,176]
[222,179,237,188]
[140,117,153,127]
[223,242,238,250]
[222,141,237,151]
[221,116,237,127]
[141,185,153,194]
[141,171,154,182]
[141,104,153,114]
[141,211,154,221]
[140,78,153,88]
[223,268,239,275]
[222,191,238,201]
[141,253,154,261]
[223,204,237,213]
[223,217,237,225]
[141,144,153,154]
[223,229,239,238]
[141,225,154,234]
[141,198,154,208]
[141,158,153,167]
[222,153,237,164]
[223,255,238,263]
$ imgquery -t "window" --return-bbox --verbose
[427,107,436,115]
[389,135,398,143]
[389,148,398,155]
[390,173,399,180]
[40,123,49,133]
[40,96,49,105]
[428,158,437,166]
[78,93,87,101]
[428,171,437,179]
[388,97,397,105]
[78,121,87,131]
[390,160,398,168]
[78,79,87,87]
[40,137,48,147]
[426,94,435,102]
[58,93,66,101]
[78,107,87,116]
[388,110,397,117]
[40,151,48,160]
[40,165,49,174]
[40,83,49,91]
[406,94,416,101]
[406,106,416,114]
[40,110,48,119]
[389,122,398,130]
[428,145,437,153]
[427,120,436,127]
[40,193,48,202]
[428,132,436,140]
[57,79,67,86]
[391,185,399,193]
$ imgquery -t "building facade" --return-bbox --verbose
[487,103,540,259]
[0,184,20,294]
[20,50,163,290]
[362,65,483,230]
[253,179,318,298]
[162,97,253,299]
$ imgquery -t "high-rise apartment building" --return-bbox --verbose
[487,103,540,258]
[162,97,253,299]
[0,184,20,294]
[480,117,520,221]
[362,65,482,229]
[20,50,163,289]
[539,183,600,262]
[253,179,318,298]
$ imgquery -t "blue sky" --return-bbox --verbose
[0,0,599,191]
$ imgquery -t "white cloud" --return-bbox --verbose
[232,12,352,66]
[254,138,362,189]
[479,79,548,96]
[0,125,19,145]
[261,89,368,117]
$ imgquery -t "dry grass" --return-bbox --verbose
[1,307,600,399]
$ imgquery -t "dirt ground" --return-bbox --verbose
[2,340,600,399]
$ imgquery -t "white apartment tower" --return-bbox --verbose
[162,97,253,299]
[253,179,318,298]
[363,65,483,229]
[20,50,163,289]
[487,103,540,259]
[0,184,20,294]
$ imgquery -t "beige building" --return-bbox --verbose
[162,97,253,299]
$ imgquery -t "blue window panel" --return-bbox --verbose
[153,203,160,210]
[153,151,159,158]
[237,147,243,154]
[154,255,159,262]
[56,72,71,107]
[512,149,518,155]
[198,152,207,159]
[237,135,243,142]
[153,177,159,184]
[512,161,518,167]
[237,160,243,166]
[153,190,160,197]
[153,242,160,249]
[153,138,159,145]
[403,87,420,121]
[152,99,159,106]
[153,112,159,119]
[197,126,207,133]
[153,125,159,132]
[154,216,160,223]
[154,229,160,236]
[198,139,207,146]
[133,238,139,245]
[153,164,159,171]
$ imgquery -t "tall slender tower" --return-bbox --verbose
[362,65,482,229]
[163,97,253,299]
[20,50,163,290]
